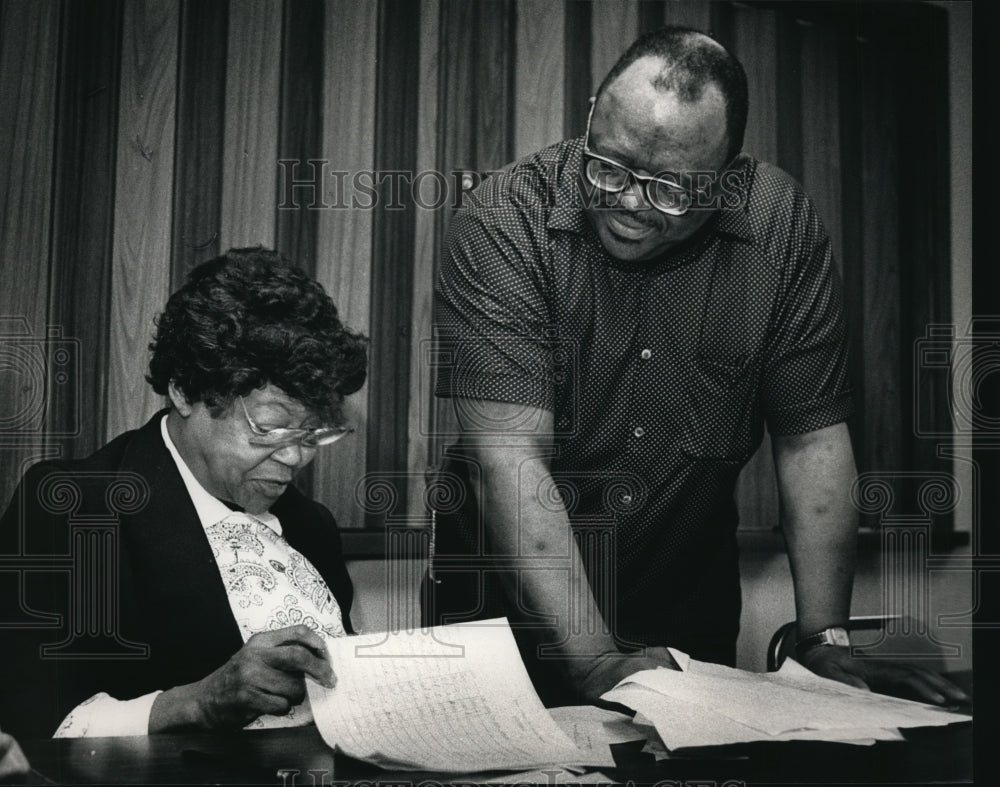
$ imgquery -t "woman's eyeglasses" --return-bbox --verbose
[239,396,353,448]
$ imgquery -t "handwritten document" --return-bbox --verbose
[603,655,968,752]
[547,705,648,754]
[307,618,614,772]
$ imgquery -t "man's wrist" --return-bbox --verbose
[795,625,851,660]
[565,646,623,681]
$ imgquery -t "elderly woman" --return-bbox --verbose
[0,248,367,739]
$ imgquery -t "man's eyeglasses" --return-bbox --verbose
[582,99,714,217]
[239,396,353,448]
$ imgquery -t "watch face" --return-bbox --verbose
[828,627,851,647]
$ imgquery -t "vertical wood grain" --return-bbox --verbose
[275,0,324,280]
[48,0,123,461]
[312,0,377,529]
[0,0,61,508]
[707,1,734,52]
[367,0,421,526]
[170,0,228,290]
[730,3,777,163]
[898,5,952,531]
[662,0,712,30]
[563,0,591,139]
[106,0,179,441]
[220,0,281,250]
[730,3,778,531]
[838,31,866,479]
[406,0,441,520]
[799,20,843,275]
[637,0,665,34]
[774,12,802,183]
[590,0,638,93]
[514,0,565,159]
[436,0,476,182]
[859,38,901,475]
[475,1,516,169]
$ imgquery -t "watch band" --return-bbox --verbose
[795,626,850,659]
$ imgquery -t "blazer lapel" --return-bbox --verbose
[117,411,244,682]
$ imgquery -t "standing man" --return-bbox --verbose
[427,26,965,707]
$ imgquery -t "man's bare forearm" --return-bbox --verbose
[456,400,619,671]
[773,423,858,639]
[471,445,620,671]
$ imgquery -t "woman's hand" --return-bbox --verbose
[150,625,335,732]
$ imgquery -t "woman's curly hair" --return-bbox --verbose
[147,247,368,423]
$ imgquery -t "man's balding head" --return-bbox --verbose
[596,26,748,162]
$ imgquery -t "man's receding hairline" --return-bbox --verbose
[604,44,725,104]
[601,30,722,85]
[598,58,727,127]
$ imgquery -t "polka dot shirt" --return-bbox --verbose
[432,137,853,654]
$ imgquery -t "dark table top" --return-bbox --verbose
[15,718,972,786]
[16,674,974,786]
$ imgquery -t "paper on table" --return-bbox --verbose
[306,618,614,772]
[605,683,904,751]
[666,647,690,672]
[616,658,969,736]
[458,768,616,784]
[547,705,648,756]
[641,737,671,762]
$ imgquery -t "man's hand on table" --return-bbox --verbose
[798,646,969,706]
[576,646,680,706]
[150,625,335,732]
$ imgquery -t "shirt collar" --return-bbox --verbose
[710,153,756,242]
[546,138,756,243]
[159,413,283,535]
[546,138,592,234]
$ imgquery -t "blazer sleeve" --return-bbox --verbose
[0,463,117,738]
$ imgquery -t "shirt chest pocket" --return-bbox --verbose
[678,352,762,463]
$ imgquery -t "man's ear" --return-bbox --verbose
[167,381,194,416]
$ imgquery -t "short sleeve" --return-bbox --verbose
[434,198,557,412]
[761,201,854,435]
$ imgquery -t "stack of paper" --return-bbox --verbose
[602,651,970,752]
[547,705,650,755]
[306,618,615,773]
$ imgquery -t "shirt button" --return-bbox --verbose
[640,349,652,360]
[633,426,645,438]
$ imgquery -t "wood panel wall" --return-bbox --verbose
[0,0,954,536]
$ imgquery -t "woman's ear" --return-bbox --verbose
[167,381,193,416]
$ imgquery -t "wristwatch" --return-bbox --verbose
[795,626,850,660]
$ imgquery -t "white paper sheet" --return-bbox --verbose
[605,683,904,750]
[601,651,963,751]
[460,768,616,784]
[306,618,614,772]
[547,705,648,756]
[641,737,671,761]
[612,658,969,737]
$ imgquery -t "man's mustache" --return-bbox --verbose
[608,208,664,230]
